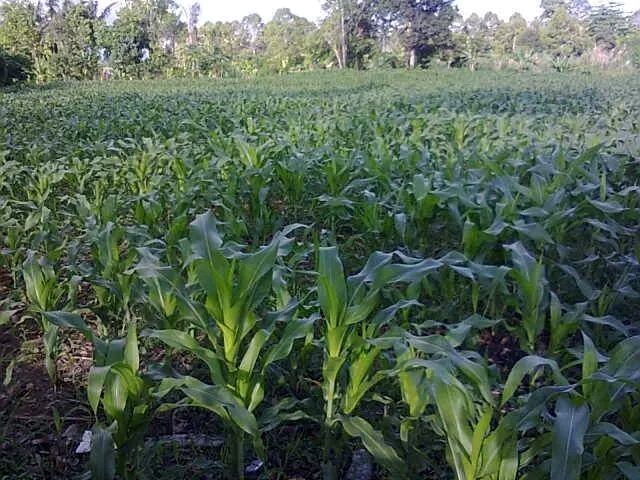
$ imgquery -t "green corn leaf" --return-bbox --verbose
[239,329,271,375]
[470,407,493,477]
[337,415,406,474]
[587,422,638,446]
[123,324,139,373]
[399,367,430,418]
[344,291,379,326]
[142,329,225,385]
[551,396,589,480]
[90,426,116,480]
[343,348,383,414]
[262,315,315,368]
[180,377,260,439]
[450,350,493,405]
[88,365,112,416]
[431,378,474,460]
[317,246,348,330]
[502,356,568,407]
[189,211,223,257]
[43,311,93,338]
[581,331,598,398]
[374,257,443,287]
[348,251,394,288]
[607,336,640,378]
[102,371,128,420]
[511,221,554,244]
[617,462,640,480]
[497,440,519,480]
[582,314,630,336]
[236,235,280,305]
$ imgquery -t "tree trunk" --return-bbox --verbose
[339,0,347,69]
[332,45,343,69]
[409,48,416,69]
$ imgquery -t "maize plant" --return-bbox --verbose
[138,212,313,479]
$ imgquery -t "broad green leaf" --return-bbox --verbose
[618,462,640,480]
[502,356,568,407]
[551,397,589,480]
[262,315,315,368]
[181,377,260,439]
[88,365,111,416]
[90,426,116,480]
[581,331,598,398]
[317,247,347,330]
[142,329,225,385]
[123,324,139,373]
[587,422,638,446]
[337,415,406,474]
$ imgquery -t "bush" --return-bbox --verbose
[0,49,31,86]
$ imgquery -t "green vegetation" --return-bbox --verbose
[0,0,639,85]
[0,70,639,479]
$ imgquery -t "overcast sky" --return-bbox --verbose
[98,0,640,23]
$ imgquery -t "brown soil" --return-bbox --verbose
[0,323,92,479]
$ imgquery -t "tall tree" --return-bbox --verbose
[186,2,199,46]
[588,2,630,50]
[540,3,590,58]
[239,13,264,55]
[569,0,592,20]
[322,0,378,69]
[495,13,529,54]
[380,0,457,68]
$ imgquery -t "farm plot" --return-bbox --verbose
[0,70,639,479]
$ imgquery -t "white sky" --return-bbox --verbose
[99,0,640,23]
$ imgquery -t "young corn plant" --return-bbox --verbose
[43,312,157,480]
[21,251,70,383]
[89,221,139,333]
[504,241,549,353]
[395,330,519,480]
[139,212,313,480]
[316,247,441,478]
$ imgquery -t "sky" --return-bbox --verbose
[100,0,640,24]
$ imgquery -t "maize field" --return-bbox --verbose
[0,70,639,479]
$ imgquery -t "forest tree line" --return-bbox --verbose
[1,0,640,85]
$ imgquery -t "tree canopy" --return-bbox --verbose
[0,0,638,84]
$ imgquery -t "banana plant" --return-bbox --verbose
[139,212,313,480]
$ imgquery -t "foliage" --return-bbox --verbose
[2,0,640,81]
[0,47,30,85]
[1,71,639,478]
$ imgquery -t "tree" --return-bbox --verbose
[540,3,590,58]
[322,0,378,69]
[186,2,199,46]
[0,0,40,58]
[262,8,320,72]
[588,2,630,50]
[44,1,101,80]
[454,13,490,70]
[239,13,264,55]
[379,0,457,68]
[495,13,529,54]
[540,0,569,22]
[0,47,31,85]
[569,0,592,20]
